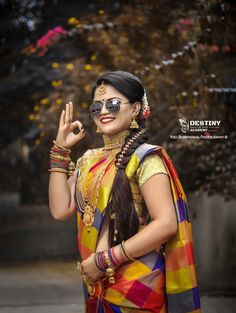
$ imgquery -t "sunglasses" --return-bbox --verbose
[89,98,129,118]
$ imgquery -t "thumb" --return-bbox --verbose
[74,128,86,142]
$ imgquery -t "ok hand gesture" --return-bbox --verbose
[55,101,85,148]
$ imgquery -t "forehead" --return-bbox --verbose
[94,84,126,101]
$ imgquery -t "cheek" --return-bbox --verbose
[120,110,132,124]
[93,118,99,126]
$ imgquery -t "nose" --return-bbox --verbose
[100,101,109,115]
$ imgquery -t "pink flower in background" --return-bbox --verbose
[36,26,67,50]
[175,18,193,33]
[23,26,67,56]
[197,44,208,52]
[179,18,193,26]
[210,45,220,53]
[222,45,231,52]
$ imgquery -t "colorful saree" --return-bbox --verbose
[75,143,201,313]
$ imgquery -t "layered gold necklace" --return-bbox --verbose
[77,130,130,231]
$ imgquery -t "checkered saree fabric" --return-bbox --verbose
[75,143,201,313]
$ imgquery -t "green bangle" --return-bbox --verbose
[121,241,135,261]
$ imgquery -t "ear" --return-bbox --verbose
[132,102,141,115]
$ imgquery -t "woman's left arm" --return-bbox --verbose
[117,173,177,258]
[82,173,177,282]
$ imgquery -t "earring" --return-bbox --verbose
[130,114,139,129]
[96,126,102,133]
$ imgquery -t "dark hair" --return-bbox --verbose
[91,71,149,246]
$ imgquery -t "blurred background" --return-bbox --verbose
[0,0,235,312]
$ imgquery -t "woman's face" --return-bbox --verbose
[92,84,141,135]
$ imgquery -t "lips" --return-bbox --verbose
[100,117,116,124]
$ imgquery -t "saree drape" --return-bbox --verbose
[75,143,201,313]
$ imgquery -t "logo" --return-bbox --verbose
[179,118,189,133]
[169,118,228,140]
[178,118,221,133]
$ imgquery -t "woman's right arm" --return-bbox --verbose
[48,169,78,220]
[48,101,85,220]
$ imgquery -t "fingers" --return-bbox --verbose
[65,103,70,123]
[59,109,65,127]
[69,101,73,122]
[75,128,86,141]
[64,101,74,124]
[72,120,83,131]
[70,120,85,142]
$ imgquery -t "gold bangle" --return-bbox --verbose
[104,250,116,269]
[48,168,68,174]
[121,241,135,261]
[53,140,71,152]
[50,153,70,161]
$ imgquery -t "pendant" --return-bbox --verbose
[83,205,95,230]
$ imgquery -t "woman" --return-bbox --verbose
[49,71,201,313]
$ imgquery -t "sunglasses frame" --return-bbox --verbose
[89,98,130,118]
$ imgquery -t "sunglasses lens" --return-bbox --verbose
[90,102,102,117]
[90,98,121,117]
[106,99,121,113]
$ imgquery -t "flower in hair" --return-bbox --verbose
[141,91,150,120]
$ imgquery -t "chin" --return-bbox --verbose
[100,125,128,136]
[101,128,119,135]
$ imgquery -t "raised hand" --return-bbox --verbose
[55,101,85,148]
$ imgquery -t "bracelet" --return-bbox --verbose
[50,142,72,174]
[104,250,116,284]
[48,168,68,174]
[108,248,119,267]
[104,250,116,269]
[50,153,71,161]
[94,253,106,273]
[95,251,108,272]
[121,241,135,261]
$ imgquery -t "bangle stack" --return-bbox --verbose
[94,243,134,283]
[49,140,75,176]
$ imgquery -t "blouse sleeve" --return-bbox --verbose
[76,156,83,170]
[135,153,168,187]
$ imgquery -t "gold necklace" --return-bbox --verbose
[78,130,129,231]
[103,129,130,150]
[103,142,122,150]
[78,167,106,232]
[78,157,113,232]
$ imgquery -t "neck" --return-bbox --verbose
[103,129,130,150]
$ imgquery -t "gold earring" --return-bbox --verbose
[130,114,139,129]
[96,126,102,133]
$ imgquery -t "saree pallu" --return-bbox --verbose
[75,144,201,313]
